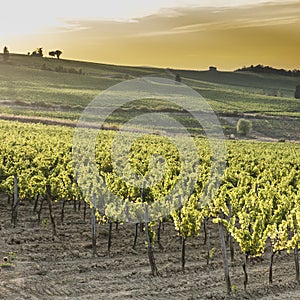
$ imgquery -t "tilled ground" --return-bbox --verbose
[0,196,300,299]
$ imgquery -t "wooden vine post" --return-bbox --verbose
[242,254,249,290]
[91,194,97,256]
[142,181,158,276]
[295,244,300,284]
[218,218,231,294]
[181,236,186,272]
[46,183,57,237]
[11,173,19,226]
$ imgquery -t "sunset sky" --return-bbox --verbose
[1,0,300,70]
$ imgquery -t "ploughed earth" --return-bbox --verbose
[0,196,299,299]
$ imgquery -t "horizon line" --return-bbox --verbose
[4,52,300,74]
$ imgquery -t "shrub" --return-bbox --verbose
[236,118,252,136]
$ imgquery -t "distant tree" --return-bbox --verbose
[175,74,181,83]
[55,50,62,59]
[38,48,43,57]
[3,46,9,62]
[49,50,62,59]
[295,85,300,99]
[31,48,43,57]
[49,51,56,58]
[237,118,253,136]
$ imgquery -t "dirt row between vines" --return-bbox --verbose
[0,196,300,299]
[2,112,300,144]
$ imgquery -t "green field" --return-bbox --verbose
[1,55,300,298]
[0,53,300,140]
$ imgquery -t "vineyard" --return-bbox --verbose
[0,119,300,298]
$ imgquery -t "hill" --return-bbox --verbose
[0,53,300,141]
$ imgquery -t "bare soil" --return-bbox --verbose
[1,112,300,143]
[1,196,300,300]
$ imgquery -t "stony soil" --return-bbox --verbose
[0,196,300,299]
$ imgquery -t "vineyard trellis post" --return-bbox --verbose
[181,236,186,272]
[91,193,97,256]
[46,183,57,237]
[132,223,139,250]
[107,220,113,255]
[295,244,300,284]
[269,250,276,284]
[11,173,19,226]
[242,254,249,290]
[218,218,231,294]
[142,181,159,276]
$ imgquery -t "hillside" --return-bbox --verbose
[0,53,300,140]
[235,64,300,78]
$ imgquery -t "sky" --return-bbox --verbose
[1,0,300,70]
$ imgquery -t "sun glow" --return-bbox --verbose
[1,0,299,70]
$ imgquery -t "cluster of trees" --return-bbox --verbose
[29,47,62,59]
[2,46,62,60]
[236,64,300,78]
[30,47,44,57]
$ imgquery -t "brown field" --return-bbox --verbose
[1,195,300,299]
